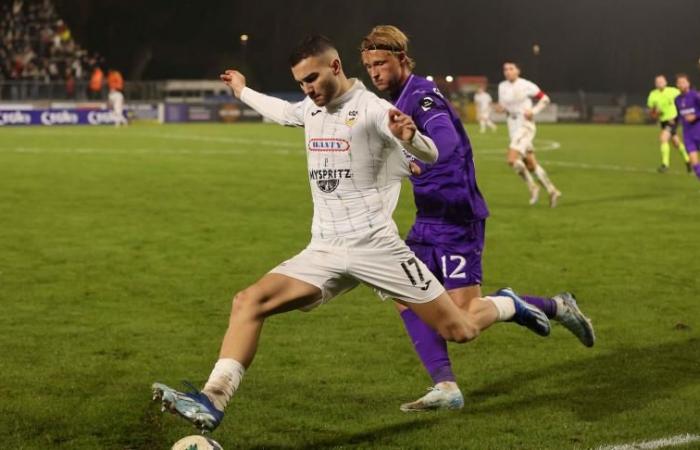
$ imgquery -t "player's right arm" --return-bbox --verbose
[220,69,304,126]
[647,91,659,119]
[494,83,505,113]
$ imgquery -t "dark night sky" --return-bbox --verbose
[55,0,700,93]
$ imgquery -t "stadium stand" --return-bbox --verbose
[0,0,106,99]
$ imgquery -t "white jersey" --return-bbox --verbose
[473,91,493,114]
[498,77,542,138]
[240,79,433,245]
[108,90,124,113]
[498,78,541,117]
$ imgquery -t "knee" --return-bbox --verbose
[231,287,265,319]
[440,321,479,344]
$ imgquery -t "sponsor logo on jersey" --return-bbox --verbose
[308,168,352,193]
[308,138,350,152]
[345,110,358,127]
[420,96,435,111]
[311,109,322,116]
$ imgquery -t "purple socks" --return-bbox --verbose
[693,164,700,180]
[521,295,558,319]
[399,309,455,384]
[399,294,557,384]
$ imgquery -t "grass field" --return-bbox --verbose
[1,122,699,450]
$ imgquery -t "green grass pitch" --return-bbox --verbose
[1,122,698,449]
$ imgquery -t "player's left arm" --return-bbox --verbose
[382,108,438,163]
[689,92,700,123]
[525,91,550,120]
[409,93,463,174]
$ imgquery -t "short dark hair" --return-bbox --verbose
[289,35,336,67]
[676,72,690,82]
[504,61,521,70]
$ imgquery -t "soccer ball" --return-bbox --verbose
[171,435,223,450]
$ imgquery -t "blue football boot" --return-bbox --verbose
[496,287,551,336]
[152,381,224,433]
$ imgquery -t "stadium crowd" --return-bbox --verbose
[0,0,120,99]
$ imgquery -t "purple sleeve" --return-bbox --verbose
[411,107,461,173]
[413,92,450,130]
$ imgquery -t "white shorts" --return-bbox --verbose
[508,119,536,155]
[270,238,446,312]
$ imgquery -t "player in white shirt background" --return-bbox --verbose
[150,35,550,433]
[474,85,497,133]
[108,87,128,127]
[497,62,561,207]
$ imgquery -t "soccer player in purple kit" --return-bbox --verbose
[675,73,700,181]
[360,25,595,411]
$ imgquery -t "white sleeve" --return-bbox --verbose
[524,79,541,97]
[374,107,438,164]
[497,83,505,105]
[240,87,305,126]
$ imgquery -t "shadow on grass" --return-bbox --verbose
[246,417,441,450]
[467,337,700,421]
[554,192,669,208]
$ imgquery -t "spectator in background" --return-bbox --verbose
[89,65,104,99]
[107,69,124,92]
[65,67,75,98]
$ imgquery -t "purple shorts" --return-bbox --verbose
[406,220,485,290]
[684,134,700,153]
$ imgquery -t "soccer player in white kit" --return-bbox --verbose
[151,36,549,433]
[108,87,128,127]
[474,85,497,133]
[498,62,561,207]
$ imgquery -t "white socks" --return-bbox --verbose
[487,296,516,321]
[553,296,565,320]
[512,159,537,189]
[202,358,245,412]
[533,164,556,194]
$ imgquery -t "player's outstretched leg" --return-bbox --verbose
[398,287,551,412]
[397,304,463,412]
[152,273,322,432]
[672,137,690,172]
[521,293,595,347]
[525,153,561,208]
[508,151,539,205]
[494,287,551,336]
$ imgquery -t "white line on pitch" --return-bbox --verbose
[474,139,562,154]
[476,155,687,176]
[1,146,295,155]
[594,433,700,450]
[134,132,302,148]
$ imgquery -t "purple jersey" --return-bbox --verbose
[392,74,489,224]
[675,90,700,136]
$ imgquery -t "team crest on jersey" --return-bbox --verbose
[308,168,352,193]
[308,138,350,152]
[345,110,358,127]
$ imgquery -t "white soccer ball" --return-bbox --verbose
[171,435,223,450]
